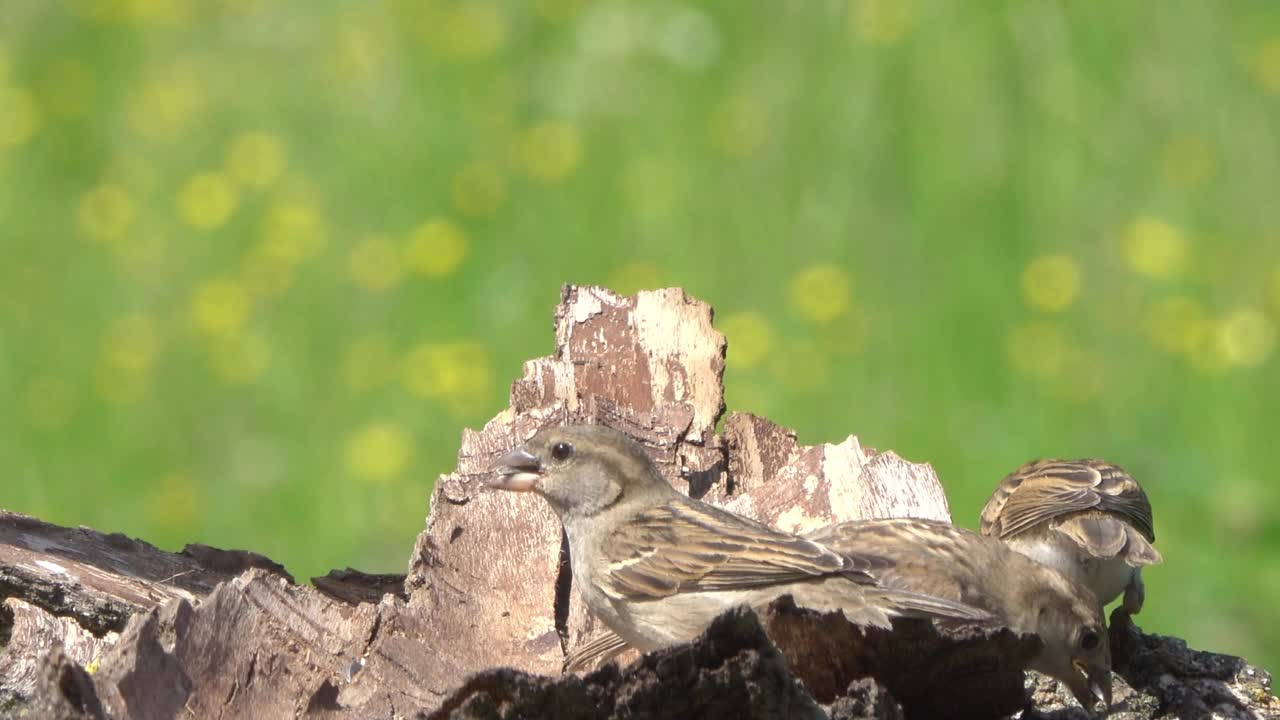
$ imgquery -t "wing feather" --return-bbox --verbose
[598,499,881,600]
[979,459,1155,542]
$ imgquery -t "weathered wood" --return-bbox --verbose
[716,412,952,533]
[91,569,395,718]
[0,509,291,635]
[0,598,117,710]
[312,568,407,605]
[18,644,106,720]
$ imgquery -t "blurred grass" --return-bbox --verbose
[2,0,1279,673]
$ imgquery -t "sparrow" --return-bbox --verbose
[489,425,990,663]
[979,458,1162,615]
[806,518,1112,711]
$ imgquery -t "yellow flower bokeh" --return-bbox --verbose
[1020,254,1081,314]
[125,66,203,141]
[1124,215,1189,279]
[788,264,852,324]
[1187,324,1234,375]
[145,471,201,533]
[96,314,162,405]
[208,332,271,384]
[329,19,389,85]
[517,121,583,182]
[434,1,507,62]
[226,132,287,189]
[0,86,42,147]
[1251,36,1280,95]
[1218,307,1276,368]
[77,183,136,241]
[190,278,251,339]
[1272,266,1280,315]
[105,224,169,272]
[261,203,327,264]
[720,311,776,369]
[95,360,150,405]
[851,0,915,46]
[345,421,413,482]
[404,219,469,277]
[402,340,494,416]
[177,172,239,230]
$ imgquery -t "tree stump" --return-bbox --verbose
[0,285,1274,719]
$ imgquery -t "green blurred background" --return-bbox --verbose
[2,0,1278,673]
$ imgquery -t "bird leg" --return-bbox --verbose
[1122,572,1145,615]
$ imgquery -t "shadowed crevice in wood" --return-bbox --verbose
[554,531,573,652]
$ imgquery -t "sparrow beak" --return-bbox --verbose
[490,447,542,492]
[1069,657,1113,711]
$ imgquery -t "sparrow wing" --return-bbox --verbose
[807,518,1020,623]
[597,499,884,601]
[979,459,1156,542]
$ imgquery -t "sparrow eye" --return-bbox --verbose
[550,442,574,461]
[1080,629,1100,651]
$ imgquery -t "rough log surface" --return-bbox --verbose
[717,413,953,535]
[0,598,117,710]
[0,510,292,636]
[0,285,1276,719]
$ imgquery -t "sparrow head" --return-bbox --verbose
[1026,570,1112,711]
[490,424,672,520]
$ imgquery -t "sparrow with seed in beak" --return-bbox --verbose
[489,425,990,663]
[806,518,1113,711]
[980,458,1162,616]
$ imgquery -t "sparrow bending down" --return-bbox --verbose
[980,458,1162,615]
[489,425,990,662]
[806,518,1112,711]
